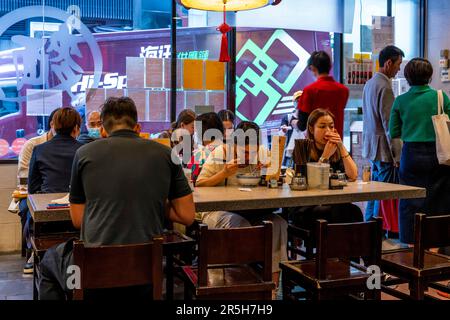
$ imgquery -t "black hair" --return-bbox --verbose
[100,97,138,133]
[404,58,433,86]
[53,107,81,136]
[217,109,235,124]
[234,121,260,146]
[307,51,332,74]
[47,107,60,128]
[175,109,196,129]
[379,45,405,68]
[195,112,224,143]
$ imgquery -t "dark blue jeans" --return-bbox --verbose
[399,142,450,244]
[365,161,395,221]
[39,241,74,300]
[18,199,32,250]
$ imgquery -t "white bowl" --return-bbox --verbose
[236,174,261,187]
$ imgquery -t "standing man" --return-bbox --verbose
[39,97,195,299]
[363,45,404,221]
[77,111,102,144]
[291,51,349,137]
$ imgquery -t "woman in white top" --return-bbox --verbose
[196,121,288,296]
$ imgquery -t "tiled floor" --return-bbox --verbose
[0,253,448,300]
[0,254,32,300]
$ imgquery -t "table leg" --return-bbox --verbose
[33,259,38,300]
[165,252,174,300]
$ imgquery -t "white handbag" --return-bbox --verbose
[8,198,19,214]
[432,90,450,166]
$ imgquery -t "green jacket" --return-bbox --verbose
[389,85,450,142]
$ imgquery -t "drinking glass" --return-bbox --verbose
[362,165,371,183]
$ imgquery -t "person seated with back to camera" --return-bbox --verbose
[38,97,195,300]
[287,108,362,232]
[28,107,83,195]
[195,121,288,295]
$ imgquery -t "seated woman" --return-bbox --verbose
[187,112,224,185]
[196,121,288,294]
[289,108,362,231]
[217,109,236,140]
[171,109,196,163]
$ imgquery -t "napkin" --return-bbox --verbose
[49,194,70,205]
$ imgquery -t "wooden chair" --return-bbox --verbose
[381,213,450,300]
[280,217,383,300]
[72,238,163,300]
[279,208,315,260]
[287,223,315,259]
[182,222,275,300]
[162,230,196,300]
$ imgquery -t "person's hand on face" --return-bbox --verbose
[324,129,343,147]
[222,158,240,177]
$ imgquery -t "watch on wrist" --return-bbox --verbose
[319,156,329,164]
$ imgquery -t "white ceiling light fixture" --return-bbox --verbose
[178,0,281,12]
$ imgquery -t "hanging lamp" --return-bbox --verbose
[178,0,281,12]
[178,0,282,62]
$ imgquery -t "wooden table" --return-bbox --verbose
[28,193,71,222]
[28,182,426,222]
[194,181,425,211]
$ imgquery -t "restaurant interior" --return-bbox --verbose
[0,0,449,302]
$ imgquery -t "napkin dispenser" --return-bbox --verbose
[307,162,330,190]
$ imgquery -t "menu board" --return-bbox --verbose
[205,60,225,91]
[183,59,204,90]
[26,89,62,116]
[126,57,145,88]
[145,58,164,88]
[372,16,395,55]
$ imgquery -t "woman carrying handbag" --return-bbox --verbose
[389,58,450,244]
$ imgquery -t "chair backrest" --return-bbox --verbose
[197,222,272,287]
[315,217,383,280]
[72,237,163,300]
[414,213,450,268]
[152,138,171,148]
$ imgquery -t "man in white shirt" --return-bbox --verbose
[17,108,58,274]
[17,109,58,180]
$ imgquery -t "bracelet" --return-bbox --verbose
[342,153,350,159]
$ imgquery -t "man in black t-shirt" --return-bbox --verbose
[39,97,195,300]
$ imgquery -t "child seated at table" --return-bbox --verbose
[196,121,288,296]
[288,108,363,232]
